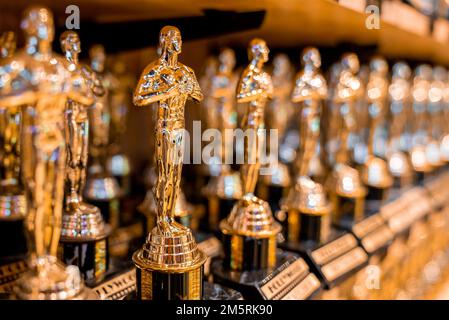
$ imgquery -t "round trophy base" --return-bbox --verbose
[135,265,205,300]
[13,256,96,300]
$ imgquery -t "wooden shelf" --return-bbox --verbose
[2,0,449,64]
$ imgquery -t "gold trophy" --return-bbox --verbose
[84,44,121,230]
[387,62,414,195]
[132,26,207,300]
[203,48,242,230]
[280,47,331,246]
[361,57,393,215]
[212,40,321,300]
[0,6,94,299]
[327,53,367,228]
[410,64,433,185]
[259,53,292,213]
[59,31,111,286]
[0,30,28,268]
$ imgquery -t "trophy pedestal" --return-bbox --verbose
[59,237,110,286]
[211,250,321,300]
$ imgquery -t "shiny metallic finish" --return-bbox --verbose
[0,6,93,300]
[132,26,206,299]
[220,38,281,271]
[362,56,393,189]
[327,53,366,221]
[60,30,109,242]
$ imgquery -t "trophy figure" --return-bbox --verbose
[280,47,331,247]
[212,39,321,300]
[327,53,367,228]
[0,6,94,299]
[84,44,121,230]
[259,53,292,213]
[132,26,207,300]
[410,64,433,185]
[0,30,28,269]
[106,60,133,197]
[386,62,414,196]
[202,48,242,230]
[58,31,111,286]
[361,57,393,215]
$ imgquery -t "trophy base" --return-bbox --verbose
[211,250,321,300]
[135,265,205,300]
[0,258,28,295]
[59,236,110,286]
[13,257,97,300]
[0,218,27,263]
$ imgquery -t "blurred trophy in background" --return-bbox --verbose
[202,48,242,231]
[259,53,292,212]
[212,39,320,300]
[132,26,207,300]
[361,57,393,215]
[327,53,367,228]
[280,47,331,247]
[386,62,414,196]
[0,30,28,274]
[0,6,94,299]
[410,64,433,184]
[84,44,121,230]
[58,31,111,286]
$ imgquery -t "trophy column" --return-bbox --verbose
[0,6,94,300]
[212,40,321,300]
[58,31,111,286]
[361,57,393,215]
[132,26,207,300]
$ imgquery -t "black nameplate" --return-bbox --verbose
[93,269,136,300]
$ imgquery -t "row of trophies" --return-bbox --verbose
[1,5,449,300]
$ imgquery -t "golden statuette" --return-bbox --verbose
[361,57,393,213]
[84,44,121,229]
[59,31,110,284]
[261,54,292,191]
[328,53,366,225]
[410,64,433,177]
[282,47,331,244]
[220,38,281,271]
[203,48,242,229]
[132,26,206,300]
[0,6,94,299]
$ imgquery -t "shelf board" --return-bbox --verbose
[1,0,449,64]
